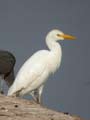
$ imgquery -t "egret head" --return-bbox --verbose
[46,29,76,41]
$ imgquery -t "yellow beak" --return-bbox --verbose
[60,34,76,40]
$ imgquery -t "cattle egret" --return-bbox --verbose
[8,29,76,103]
[0,50,16,94]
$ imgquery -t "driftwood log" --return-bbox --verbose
[0,94,84,120]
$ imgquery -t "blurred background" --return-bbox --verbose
[0,0,90,119]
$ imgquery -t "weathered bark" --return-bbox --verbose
[0,94,84,120]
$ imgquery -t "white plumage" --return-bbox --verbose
[8,29,76,103]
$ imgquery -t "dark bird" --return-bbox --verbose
[0,50,16,94]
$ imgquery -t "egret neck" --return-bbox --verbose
[46,36,62,73]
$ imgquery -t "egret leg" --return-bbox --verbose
[30,85,44,104]
[30,89,39,103]
[38,85,44,104]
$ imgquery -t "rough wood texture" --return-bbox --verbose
[0,94,84,120]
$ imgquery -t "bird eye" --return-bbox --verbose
[57,34,61,37]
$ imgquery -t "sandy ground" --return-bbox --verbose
[0,94,84,120]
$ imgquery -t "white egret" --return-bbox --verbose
[8,29,76,103]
